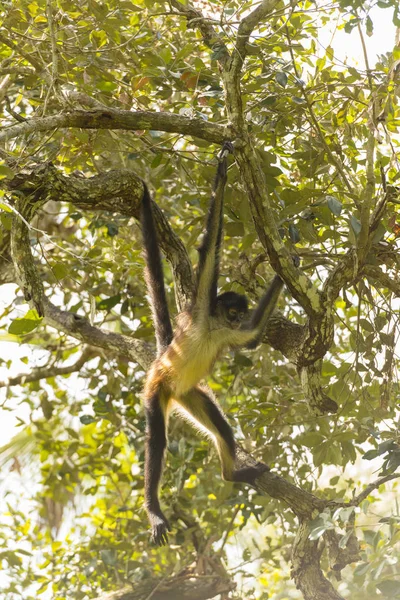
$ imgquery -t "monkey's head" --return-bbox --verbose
[216,291,248,328]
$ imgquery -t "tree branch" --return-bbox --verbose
[6,164,195,311]
[231,0,281,75]
[9,203,153,369]
[351,473,400,506]
[0,346,96,388]
[363,265,400,296]
[225,0,281,130]
[91,574,234,600]
[169,0,230,67]
[0,108,230,144]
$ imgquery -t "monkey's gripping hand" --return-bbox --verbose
[232,461,270,486]
[149,510,171,546]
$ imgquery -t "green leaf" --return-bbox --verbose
[350,215,361,235]
[288,223,301,243]
[326,195,342,216]
[8,310,43,335]
[0,165,15,179]
[52,263,69,280]
[80,415,96,425]
[0,213,12,230]
[276,72,288,87]
[226,222,244,237]
[376,580,400,597]
[366,15,373,37]
[353,562,370,577]
[292,96,305,104]
[358,318,374,332]
[362,449,379,460]
[96,294,121,310]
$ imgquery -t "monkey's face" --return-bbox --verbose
[216,292,248,329]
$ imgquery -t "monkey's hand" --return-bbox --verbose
[149,511,171,546]
[232,462,270,486]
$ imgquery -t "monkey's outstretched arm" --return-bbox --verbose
[244,274,284,349]
[212,275,284,349]
[141,184,174,355]
[194,145,231,317]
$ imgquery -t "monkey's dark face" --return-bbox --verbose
[216,292,248,328]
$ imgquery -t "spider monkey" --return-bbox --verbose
[141,145,284,545]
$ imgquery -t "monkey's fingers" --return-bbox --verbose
[150,514,171,546]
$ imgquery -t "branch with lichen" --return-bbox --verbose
[0,108,230,145]
[9,200,153,369]
[4,164,304,356]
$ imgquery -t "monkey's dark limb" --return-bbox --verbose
[144,390,170,545]
[141,184,173,355]
[195,145,232,314]
[231,462,270,485]
[177,387,269,485]
[245,275,284,349]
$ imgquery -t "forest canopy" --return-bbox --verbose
[0,1,400,599]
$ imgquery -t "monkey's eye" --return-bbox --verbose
[228,308,237,318]
[239,312,245,320]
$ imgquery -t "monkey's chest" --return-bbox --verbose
[167,332,219,396]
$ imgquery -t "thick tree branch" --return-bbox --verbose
[233,144,322,317]
[292,523,345,600]
[42,299,154,369]
[5,164,194,310]
[0,108,230,144]
[9,204,153,369]
[4,165,304,355]
[91,574,234,600]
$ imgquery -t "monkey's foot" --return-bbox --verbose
[232,462,270,486]
[149,511,171,546]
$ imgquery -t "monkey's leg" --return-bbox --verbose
[144,388,171,546]
[177,387,269,486]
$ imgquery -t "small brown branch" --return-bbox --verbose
[0,32,49,80]
[46,0,59,85]
[0,347,96,388]
[225,0,281,130]
[231,0,280,74]
[285,27,353,194]
[0,75,12,103]
[363,264,400,296]
[0,108,231,145]
[169,0,230,67]
[351,473,400,506]
[356,24,376,263]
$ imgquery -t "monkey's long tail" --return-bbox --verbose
[141,184,174,355]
